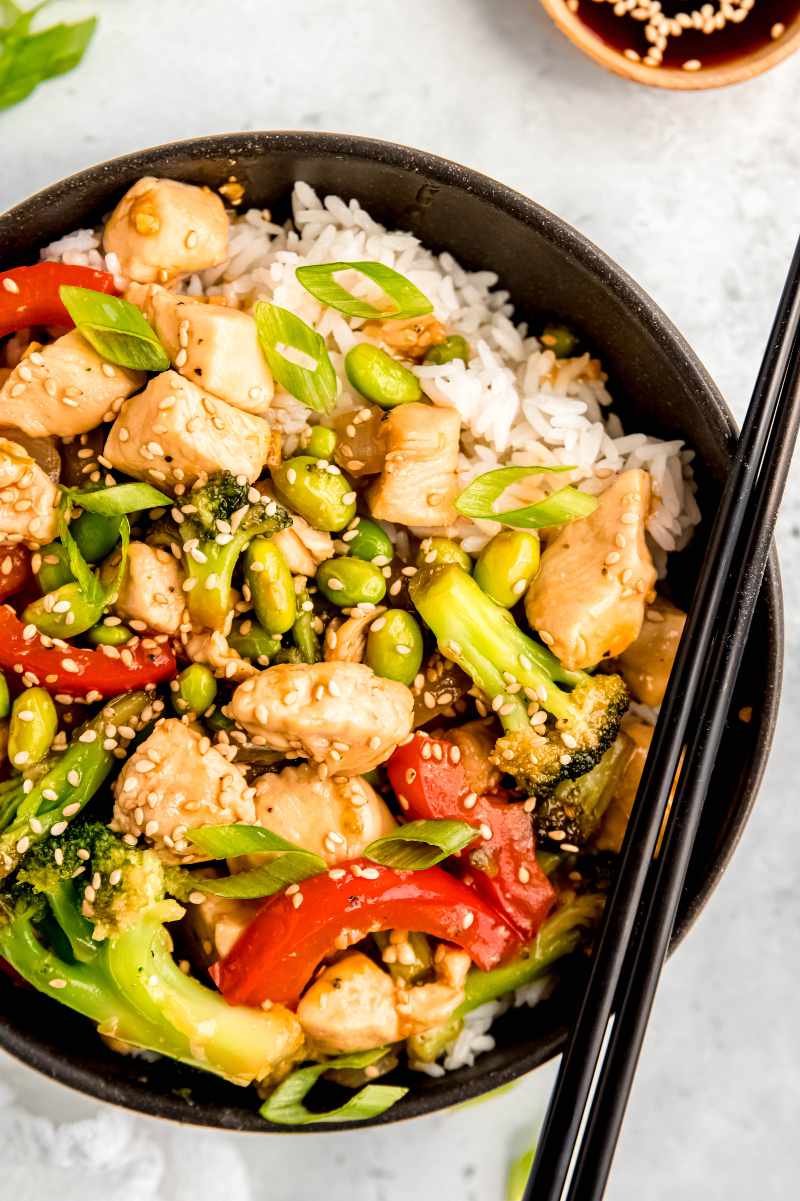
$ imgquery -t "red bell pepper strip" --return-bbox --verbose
[0,604,176,698]
[0,546,32,603]
[211,859,515,1008]
[387,733,555,941]
[0,263,119,337]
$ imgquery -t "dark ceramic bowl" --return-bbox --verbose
[0,132,783,1131]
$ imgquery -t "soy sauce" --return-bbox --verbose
[571,0,799,72]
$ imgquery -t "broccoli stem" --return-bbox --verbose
[0,690,156,879]
[409,564,584,729]
[48,879,97,963]
[460,892,605,1014]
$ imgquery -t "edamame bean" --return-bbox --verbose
[228,618,282,664]
[87,621,133,646]
[24,581,104,639]
[305,425,338,460]
[365,608,424,685]
[271,455,357,533]
[172,664,218,717]
[8,687,58,770]
[0,672,9,720]
[474,529,540,607]
[36,542,73,593]
[316,557,387,608]
[245,538,296,635]
[71,511,122,563]
[345,343,422,408]
[416,536,472,572]
[540,324,579,359]
[424,335,470,366]
[343,516,394,564]
[292,588,321,664]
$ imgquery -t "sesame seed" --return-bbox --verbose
[360,867,380,880]
[291,892,304,908]
[461,911,474,930]
[49,978,67,989]
[479,822,493,840]
[518,865,531,884]
[51,821,68,836]
[2,277,21,294]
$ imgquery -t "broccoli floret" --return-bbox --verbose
[159,472,291,632]
[532,733,631,850]
[409,564,628,800]
[0,827,301,1087]
[0,691,159,881]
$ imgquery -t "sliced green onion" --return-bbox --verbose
[507,1146,537,1201]
[188,823,311,860]
[254,301,337,413]
[295,261,433,321]
[364,818,479,870]
[260,1048,407,1126]
[61,507,131,610]
[64,482,172,517]
[58,286,170,372]
[175,852,325,900]
[455,465,598,530]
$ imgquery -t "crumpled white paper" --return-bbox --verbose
[0,1079,252,1201]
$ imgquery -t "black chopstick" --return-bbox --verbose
[564,322,800,1200]
[523,235,800,1201]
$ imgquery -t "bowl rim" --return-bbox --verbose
[0,130,784,1131]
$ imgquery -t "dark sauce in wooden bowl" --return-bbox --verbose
[567,0,800,73]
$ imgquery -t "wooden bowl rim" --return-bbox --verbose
[538,0,800,90]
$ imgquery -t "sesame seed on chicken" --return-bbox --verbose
[0,437,60,547]
[0,330,144,438]
[230,661,414,777]
[111,719,255,864]
[103,177,229,284]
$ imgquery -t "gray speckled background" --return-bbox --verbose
[1,2,799,1197]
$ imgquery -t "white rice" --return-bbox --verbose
[40,182,700,571]
[40,186,698,1075]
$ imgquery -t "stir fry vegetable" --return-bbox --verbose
[0,171,685,1127]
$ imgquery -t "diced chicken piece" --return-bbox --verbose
[444,719,502,796]
[245,763,395,867]
[360,314,446,362]
[182,628,258,682]
[296,947,470,1054]
[616,596,686,707]
[0,330,144,438]
[394,947,470,1037]
[324,606,386,664]
[525,469,657,670]
[186,892,259,965]
[368,403,460,527]
[0,437,59,547]
[230,661,414,776]
[128,284,272,414]
[297,953,401,1054]
[111,719,255,864]
[103,371,272,492]
[103,177,228,284]
[595,720,652,853]
[104,541,185,635]
[271,510,334,577]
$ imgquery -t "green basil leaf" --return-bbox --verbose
[365,818,479,870]
[189,822,311,860]
[58,286,169,372]
[178,852,325,900]
[65,482,172,517]
[254,301,337,413]
[260,1047,407,1126]
[455,465,598,530]
[0,16,96,112]
[295,261,433,321]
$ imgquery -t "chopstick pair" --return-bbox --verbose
[524,236,800,1201]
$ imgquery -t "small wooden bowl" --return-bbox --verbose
[538,0,800,90]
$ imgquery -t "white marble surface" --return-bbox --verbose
[1,2,799,1197]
